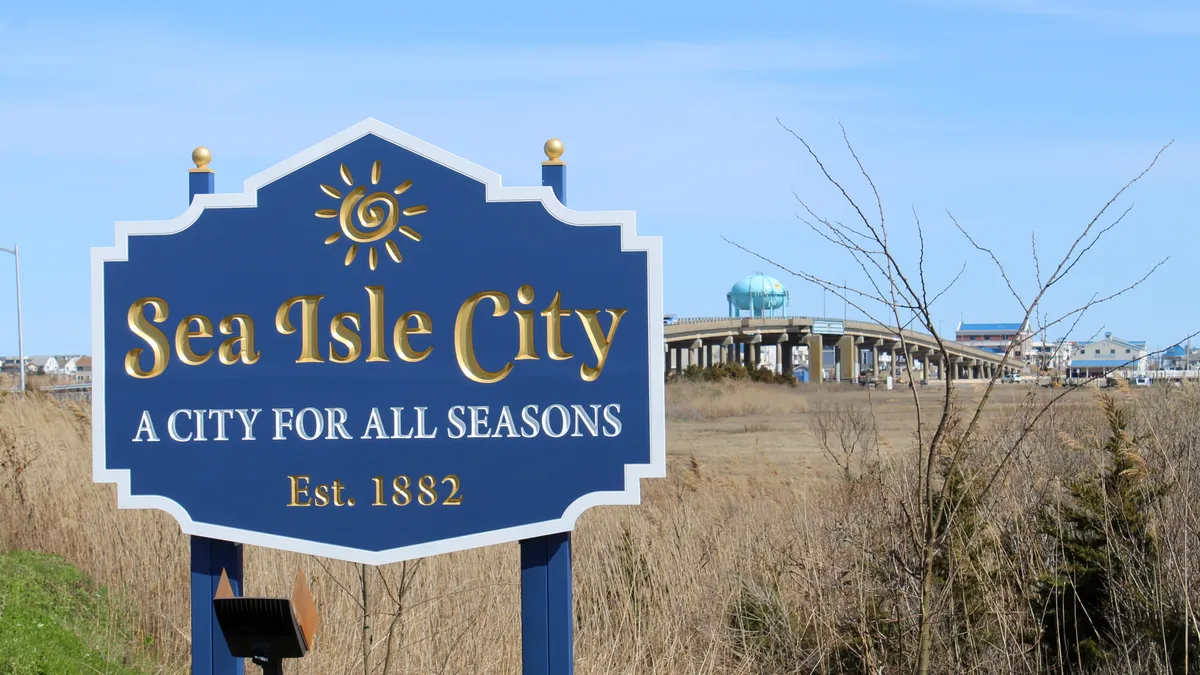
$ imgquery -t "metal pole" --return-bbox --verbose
[13,246,23,393]
[0,245,24,393]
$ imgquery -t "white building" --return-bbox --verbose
[955,322,1033,366]
[1029,338,1075,373]
[1068,333,1148,378]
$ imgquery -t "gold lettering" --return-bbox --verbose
[541,291,573,360]
[288,475,311,507]
[275,296,324,363]
[329,313,362,364]
[442,475,463,505]
[515,284,538,361]
[174,315,214,366]
[365,286,389,363]
[394,311,433,362]
[392,475,412,506]
[417,474,438,506]
[125,297,170,379]
[332,479,348,507]
[313,483,330,507]
[454,290,512,383]
[577,309,627,382]
[218,315,260,366]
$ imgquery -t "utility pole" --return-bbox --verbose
[0,245,25,393]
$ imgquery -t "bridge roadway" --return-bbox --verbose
[664,316,1015,384]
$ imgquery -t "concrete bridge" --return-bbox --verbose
[664,316,1016,384]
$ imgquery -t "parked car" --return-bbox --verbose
[1133,375,1152,387]
[1001,373,1022,384]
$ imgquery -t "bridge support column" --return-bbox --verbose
[781,340,794,376]
[807,334,824,386]
[753,343,761,369]
[837,335,855,382]
[872,344,880,379]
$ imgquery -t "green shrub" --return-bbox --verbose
[667,363,798,387]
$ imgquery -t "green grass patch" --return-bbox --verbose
[0,550,149,674]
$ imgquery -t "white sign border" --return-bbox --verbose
[90,118,665,565]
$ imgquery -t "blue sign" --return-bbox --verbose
[812,320,844,335]
[91,119,665,565]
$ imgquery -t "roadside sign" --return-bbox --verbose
[91,119,665,565]
[812,319,845,335]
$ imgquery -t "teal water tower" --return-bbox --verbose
[727,273,789,318]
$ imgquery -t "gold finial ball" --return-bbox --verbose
[544,138,564,162]
[192,146,212,170]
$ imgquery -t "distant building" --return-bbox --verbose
[1029,338,1075,373]
[955,322,1033,364]
[74,356,92,382]
[1164,345,1187,369]
[1068,333,1148,378]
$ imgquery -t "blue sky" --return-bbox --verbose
[0,0,1196,356]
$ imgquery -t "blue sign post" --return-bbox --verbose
[520,139,574,675]
[186,148,245,675]
[91,120,665,673]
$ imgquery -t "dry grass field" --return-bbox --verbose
[2,379,1199,674]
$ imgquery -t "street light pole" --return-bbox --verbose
[0,245,25,393]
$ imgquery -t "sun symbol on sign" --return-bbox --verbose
[315,161,428,270]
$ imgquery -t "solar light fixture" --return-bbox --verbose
[212,568,319,674]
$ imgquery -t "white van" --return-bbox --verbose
[1133,375,1152,387]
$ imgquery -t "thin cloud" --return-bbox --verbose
[0,21,896,89]
[937,0,1200,35]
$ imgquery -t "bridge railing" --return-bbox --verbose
[669,315,859,325]
[667,315,940,339]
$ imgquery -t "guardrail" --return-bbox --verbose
[670,315,857,325]
[2,382,94,401]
